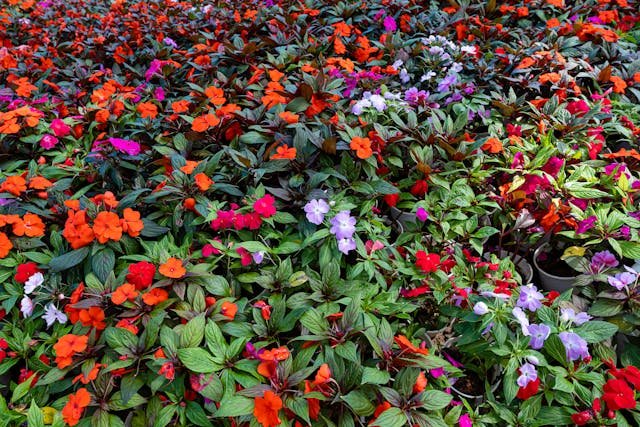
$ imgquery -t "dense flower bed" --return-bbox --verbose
[1,0,640,425]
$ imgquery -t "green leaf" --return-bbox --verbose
[613,241,640,259]
[153,404,177,427]
[421,390,453,410]
[361,367,391,385]
[574,321,618,343]
[27,400,45,427]
[48,247,90,272]
[214,395,254,417]
[371,407,406,427]
[588,299,623,317]
[92,248,115,283]
[341,390,375,416]
[177,348,219,373]
[180,314,205,348]
[11,377,32,403]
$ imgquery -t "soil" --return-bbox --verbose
[536,247,576,277]
[452,372,484,396]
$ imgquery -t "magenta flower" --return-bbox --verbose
[108,137,141,156]
[50,118,71,137]
[40,134,59,149]
[576,216,596,234]
[383,16,397,32]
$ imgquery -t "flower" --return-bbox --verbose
[527,324,551,349]
[271,144,297,160]
[458,414,473,427]
[576,216,597,234]
[0,232,12,258]
[511,307,530,336]
[330,211,356,239]
[589,250,618,273]
[558,332,589,362]
[142,288,169,305]
[13,213,45,237]
[40,134,58,149]
[62,210,95,249]
[50,118,71,137]
[383,16,397,32]
[516,284,544,312]
[111,283,139,305]
[159,257,186,279]
[473,302,489,315]
[0,175,27,195]
[254,390,282,427]
[350,136,373,159]
[62,388,91,426]
[602,379,636,411]
[14,262,40,283]
[337,237,356,254]
[54,334,88,369]
[517,363,538,387]
[24,272,44,294]
[108,137,141,156]
[121,208,144,237]
[220,301,238,320]
[254,194,276,218]
[416,207,429,222]
[20,295,34,317]
[304,199,330,225]
[608,272,636,291]
[560,308,592,326]
[415,251,440,273]
[571,411,593,426]
[43,304,67,327]
[194,173,213,191]
[127,261,156,290]
[516,377,540,400]
[78,307,106,330]
[93,211,123,243]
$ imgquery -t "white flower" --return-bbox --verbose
[473,302,489,315]
[526,355,540,366]
[369,94,386,112]
[392,59,404,70]
[20,296,34,317]
[24,272,44,294]
[512,307,531,336]
[461,45,476,54]
[42,304,68,327]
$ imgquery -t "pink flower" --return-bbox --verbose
[253,194,276,218]
[459,414,473,427]
[108,137,141,156]
[541,156,564,177]
[383,16,397,32]
[154,87,165,101]
[50,118,71,137]
[40,134,59,149]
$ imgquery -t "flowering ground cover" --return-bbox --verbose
[1,0,640,425]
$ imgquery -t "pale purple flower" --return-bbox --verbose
[527,324,550,349]
[43,304,67,327]
[517,284,544,312]
[252,251,264,264]
[20,296,34,317]
[473,302,489,315]
[416,207,429,222]
[40,134,59,149]
[330,211,356,239]
[589,250,618,273]
[517,363,538,387]
[304,199,330,225]
[437,74,457,92]
[608,272,636,291]
[576,216,597,234]
[383,16,397,32]
[369,94,386,112]
[560,308,592,326]
[163,37,177,48]
[558,332,589,361]
[108,137,141,156]
[337,237,356,255]
[512,307,530,336]
[351,99,371,115]
[24,272,44,294]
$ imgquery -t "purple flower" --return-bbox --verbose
[337,237,356,255]
[511,152,525,169]
[416,207,429,222]
[145,59,163,81]
[541,156,564,177]
[604,163,627,179]
[527,324,551,349]
[517,363,538,387]
[304,199,330,225]
[608,272,636,291]
[163,37,177,48]
[437,74,457,92]
[383,16,397,32]
[154,87,165,101]
[589,250,618,273]
[405,87,429,105]
[108,137,141,156]
[43,303,67,327]
[252,251,264,264]
[517,284,544,312]
[560,308,592,326]
[576,216,597,234]
[330,211,356,239]
[558,332,589,362]
[473,302,489,315]
[512,307,530,336]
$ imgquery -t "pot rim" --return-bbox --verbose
[533,242,578,281]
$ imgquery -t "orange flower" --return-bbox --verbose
[220,301,238,320]
[12,213,45,237]
[62,388,91,426]
[142,288,169,305]
[78,307,106,330]
[194,173,213,191]
[0,175,27,196]
[64,200,81,211]
[191,113,220,132]
[538,73,561,84]
[73,363,103,384]
[278,111,299,124]
[28,176,53,190]
[159,257,186,279]
[254,390,283,427]
[62,210,95,249]
[136,102,158,119]
[54,334,88,368]
[271,144,297,160]
[394,335,429,355]
[171,100,191,113]
[121,208,144,238]
[350,137,373,159]
[0,117,20,134]
[180,160,200,174]
[204,86,226,105]
[111,283,139,305]
[516,57,536,69]
[547,18,561,29]
[92,191,118,209]
[93,211,123,244]
[481,137,504,154]
[610,76,627,94]
[0,232,12,258]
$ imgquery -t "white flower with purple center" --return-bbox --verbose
[330,211,356,240]
[558,331,589,362]
[304,199,330,225]
[516,284,544,312]
[517,363,538,388]
[527,324,550,349]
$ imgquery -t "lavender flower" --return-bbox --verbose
[473,302,489,315]
[252,251,264,264]
[304,199,330,225]
[337,237,356,255]
[43,304,67,327]
[512,307,530,336]
[558,332,589,362]
[330,211,356,239]
[517,363,538,387]
[560,308,592,326]
[589,250,618,273]
[20,296,34,317]
[527,324,551,349]
[369,94,386,112]
[437,74,457,92]
[608,272,636,291]
[517,284,544,312]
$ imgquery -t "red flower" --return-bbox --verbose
[602,379,636,411]
[516,377,540,400]
[14,262,40,283]
[571,411,593,426]
[126,261,156,290]
[253,194,276,218]
[612,366,640,390]
[415,251,440,273]
[254,390,283,427]
[410,180,428,197]
[383,193,399,207]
